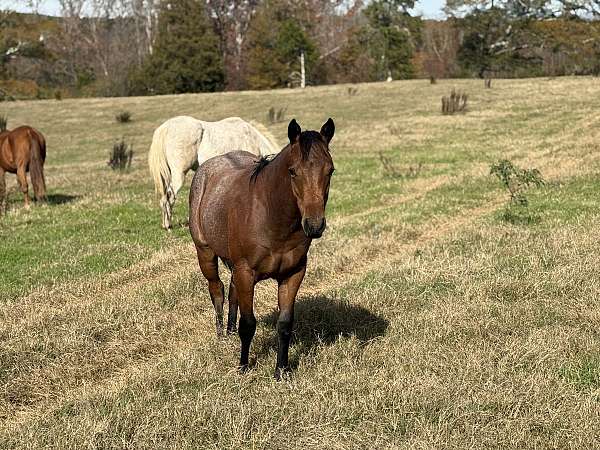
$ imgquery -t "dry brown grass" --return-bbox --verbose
[1,77,600,448]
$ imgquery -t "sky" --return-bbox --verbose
[0,0,447,19]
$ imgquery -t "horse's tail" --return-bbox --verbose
[28,129,46,201]
[249,120,281,156]
[148,123,172,201]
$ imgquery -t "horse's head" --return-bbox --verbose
[287,118,335,239]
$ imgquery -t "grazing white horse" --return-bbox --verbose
[148,116,279,229]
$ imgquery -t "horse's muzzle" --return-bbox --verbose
[303,217,326,238]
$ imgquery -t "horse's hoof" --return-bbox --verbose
[239,364,249,374]
[226,326,237,335]
[274,367,290,381]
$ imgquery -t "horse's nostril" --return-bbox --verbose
[317,218,326,233]
[302,217,326,238]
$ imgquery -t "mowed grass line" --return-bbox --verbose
[1,77,600,447]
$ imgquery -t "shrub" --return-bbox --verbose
[0,115,7,132]
[116,111,132,123]
[430,76,437,84]
[490,159,545,206]
[442,89,468,114]
[491,159,545,224]
[267,107,287,124]
[108,139,134,171]
[54,90,62,101]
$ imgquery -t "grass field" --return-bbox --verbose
[1,77,600,448]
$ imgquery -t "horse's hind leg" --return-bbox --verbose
[16,163,30,209]
[227,279,238,334]
[195,244,225,336]
[160,193,172,230]
[165,169,186,229]
[0,167,6,215]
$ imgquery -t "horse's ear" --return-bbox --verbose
[320,118,335,144]
[288,119,301,143]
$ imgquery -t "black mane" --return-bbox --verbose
[250,153,278,182]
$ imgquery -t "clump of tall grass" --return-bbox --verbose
[108,139,133,171]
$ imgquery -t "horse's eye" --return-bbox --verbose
[289,168,297,177]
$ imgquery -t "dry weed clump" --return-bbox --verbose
[379,151,423,179]
[441,89,468,114]
[108,139,133,171]
[267,106,287,124]
[116,111,132,123]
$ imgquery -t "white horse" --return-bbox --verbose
[148,116,280,229]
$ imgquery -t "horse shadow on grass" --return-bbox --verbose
[46,194,79,205]
[255,294,389,370]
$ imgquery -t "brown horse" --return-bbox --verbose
[189,118,335,378]
[0,126,47,214]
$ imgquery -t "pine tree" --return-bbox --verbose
[129,0,224,95]
[245,0,319,89]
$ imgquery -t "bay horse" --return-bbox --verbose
[148,116,279,229]
[0,126,46,214]
[189,118,335,379]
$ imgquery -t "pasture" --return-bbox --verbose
[1,77,600,448]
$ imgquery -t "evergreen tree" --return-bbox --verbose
[359,0,420,81]
[245,0,319,89]
[129,0,224,95]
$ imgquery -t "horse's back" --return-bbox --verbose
[198,118,277,165]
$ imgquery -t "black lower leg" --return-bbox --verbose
[238,314,256,370]
[275,314,293,379]
[227,281,238,334]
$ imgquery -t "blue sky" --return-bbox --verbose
[1,0,447,19]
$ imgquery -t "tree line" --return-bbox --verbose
[1,0,599,99]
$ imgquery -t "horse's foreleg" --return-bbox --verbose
[16,164,30,209]
[195,245,225,336]
[233,265,256,371]
[275,263,306,380]
[0,167,6,215]
[227,279,238,334]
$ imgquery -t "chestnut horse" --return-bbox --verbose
[189,118,335,378]
[0,126,47,214]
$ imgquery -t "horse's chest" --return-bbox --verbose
[257,245,308,279]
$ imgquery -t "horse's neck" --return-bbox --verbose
[257,148,302,232]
